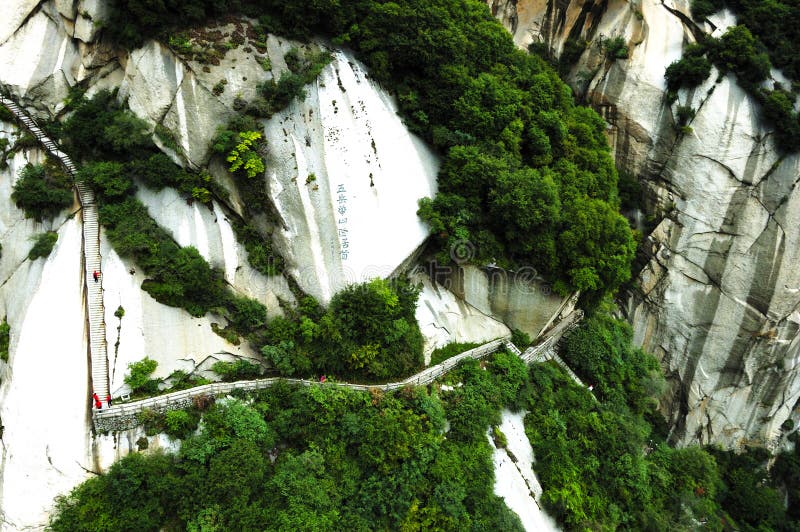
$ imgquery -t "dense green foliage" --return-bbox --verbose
[125,357,159,395]
[65,91,227,204]
[0,318,9,362]
[526,313,800,529]
[690,0,800,81]
[260,279,424,381]
[100,0,636,296]
[773,433,800,525]
[28,231,58,260]
[64,91,273,326]
[51,353,529,531]
[12,162,73,221]
[561,313,663,413]
[429,341,480,365]
[711,447,788,529]
[604,36,629,60]
[211,359,263,381]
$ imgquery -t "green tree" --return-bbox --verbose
[28,232,58,260]
[12,164,73,221]
[226,131,266,178]
[125,357,158,394]
[78,161,133,201]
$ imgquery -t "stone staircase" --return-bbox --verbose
[0,96,109,402]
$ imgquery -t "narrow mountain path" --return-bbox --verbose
[0,96,109,404]
[93,311,584,432]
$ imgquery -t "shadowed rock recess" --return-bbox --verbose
[488,0,800,448]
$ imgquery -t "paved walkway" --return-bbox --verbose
[93,310,585,432]
[0,96,109,401]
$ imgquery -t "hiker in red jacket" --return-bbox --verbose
[92,392,102,409]
[106,394,112,407]
[92,270,99,283]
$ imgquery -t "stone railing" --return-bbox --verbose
[94,310,587,432]
[93,338,519,432]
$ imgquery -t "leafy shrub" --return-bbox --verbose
[510,329,531,350]
[604,36,629,60]
[12,163,73,221]
[164,409,199,439]
[0,319,9,362]
[709,25,771,86]
[77,161,134,201]
[675,104,696,127]
[28,232,58,260]
[226,131,265,178]
[258,278,423,381]
[124,357,159,394]
[664,47,712,91]
[211,359,263,381]
[691,0,724,19]
[559,38,587,73]
[429,341,480,365]
[561,313,662,413]
[0,105,14,122]
[284,47,302,73]
[212,79,227,96]
[154,123,180,152]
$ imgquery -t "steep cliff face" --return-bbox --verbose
[0,125,94,531]
[490,0,800,448]
[0,3,571,526]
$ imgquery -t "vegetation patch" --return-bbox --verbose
[260,279,424,382]
[50,352,530,531]
[0,319,9,362]
[28,232,58,260]
[12,162,73,221]
[429,341,480,366]
[665,24,800,151]
[211,359,263,381]
[100,0,636,298]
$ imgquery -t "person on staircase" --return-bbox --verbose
[92,270,100,283]
[92,392,102,410]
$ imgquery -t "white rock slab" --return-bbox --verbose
[0,218,93,531]
[266,50,439,303]
[414,273,510,364]
[488,409,559,532]
[134,187,294,313]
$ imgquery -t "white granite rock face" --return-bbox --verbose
[490,0,800,447]
[0,127,94,531]
[488,410,560,531]
[134,186,294,312]
[264,50,439,303]
[438,264,576,339]
[0,6,81,111]
[414,273,511,364]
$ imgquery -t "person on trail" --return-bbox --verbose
[320,375,327,383]
[106,394,112,407]
[92,392,102,409]
[92,270,99,283]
